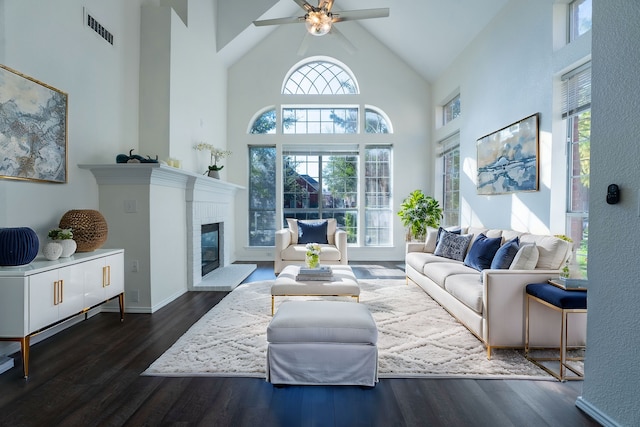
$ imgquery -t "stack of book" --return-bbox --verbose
[548,277,588,291]
[296,265,333,281]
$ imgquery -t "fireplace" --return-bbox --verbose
[201,223,221,277]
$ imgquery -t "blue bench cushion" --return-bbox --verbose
[526,283,587,310]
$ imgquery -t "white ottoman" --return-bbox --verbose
[271,265,360,315]
[266,300,378,387]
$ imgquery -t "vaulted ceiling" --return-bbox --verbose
[215,0,510,82]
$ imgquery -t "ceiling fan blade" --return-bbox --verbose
[329,25,357,54]
[253,16,303,27]
[319,0,334,12]
[332,8,390,23]
[293,0,314,13]
[297,32,312,56]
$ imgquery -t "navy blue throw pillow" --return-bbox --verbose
[464,233,502,271]
[490,237,520,269]
[298,220,329,244]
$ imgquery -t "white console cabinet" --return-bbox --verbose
[0,249,124,378]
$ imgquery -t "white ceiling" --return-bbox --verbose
[216,0,511,82]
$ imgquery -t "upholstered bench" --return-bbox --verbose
[266,300,378,387]
[271,265,360,315]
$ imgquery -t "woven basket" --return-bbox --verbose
[59,210,108,252]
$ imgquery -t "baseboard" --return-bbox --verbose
[0,356,14,375]
[575,396,621,427]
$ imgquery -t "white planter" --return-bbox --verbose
[43,242,63,261]
[58,239,77,257]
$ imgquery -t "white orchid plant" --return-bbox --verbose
[194,142,232,172]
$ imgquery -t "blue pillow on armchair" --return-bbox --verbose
[463,233,502,271]
[298,220,329,244]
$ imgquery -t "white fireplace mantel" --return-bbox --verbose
[79,163,244,192]
[80,163,246,312]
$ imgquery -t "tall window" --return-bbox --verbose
[283,146,359,243]
[248,57,393,247]
[364,146,392,245]
[438,133,460,226]
[249,146,277,246]
[563,63,591,278]
[443,94,461,126]
[569,0,592,42]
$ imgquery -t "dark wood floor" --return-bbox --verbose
[0,262,598,427]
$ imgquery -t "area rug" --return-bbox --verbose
[143,279,553,379]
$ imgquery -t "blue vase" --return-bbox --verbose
[0,227,40,266]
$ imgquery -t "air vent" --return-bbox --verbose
[83,7,114,46]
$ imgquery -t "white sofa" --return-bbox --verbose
[275,218,348,274]
[405,226,587,358]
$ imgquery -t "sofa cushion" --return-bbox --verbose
[463,233,502,271]
[298,220,329,244]
[406,252,453,273]
[434,230,473,261]
[423,262,477,288]
[444,274,484,314]
[519,234,570,270]
[281,244,341,261]
[490,237,520,269]
[509,243,539,270]
[424,228,439,253]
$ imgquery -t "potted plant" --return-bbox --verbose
[48,227,77,258]
[194,142,232,178]
[397,190,443,241]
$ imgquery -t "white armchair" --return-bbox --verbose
[274,218,348,274]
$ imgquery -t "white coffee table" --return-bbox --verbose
[271,265,360,315]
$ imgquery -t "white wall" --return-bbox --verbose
[433,0,589,235]
[577,2,640,426]
[227,21,431,262]
[1,0,142,233]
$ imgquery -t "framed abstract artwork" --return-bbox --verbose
[476,113,539,195]
[0,64,68,183]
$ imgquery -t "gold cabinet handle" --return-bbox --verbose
[103,266,111,287]
[59,279,63,304]
[53,280,58,306]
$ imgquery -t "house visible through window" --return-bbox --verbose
[248,57,393,247]
[563,62,591,278]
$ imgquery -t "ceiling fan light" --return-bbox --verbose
[305,11,332,36]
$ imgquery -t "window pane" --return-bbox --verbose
[250,109,277,134]
[365,147,392,246]
[249,146,277,246]
[567,111,590,213]
[443,94,461,125]
[569,0,592,41]
[283,150,360,245]
[365,108,390,134]
[566,215,588,279]
[442,147,460,226]
[283,60,358,95]
[281,107,358,134]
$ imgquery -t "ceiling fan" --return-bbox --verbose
[253,0,390,54]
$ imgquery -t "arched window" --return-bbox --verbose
[364,107,392,134]
[249,108,276,134]
[248,57,393,248]
[282,58,358,95]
